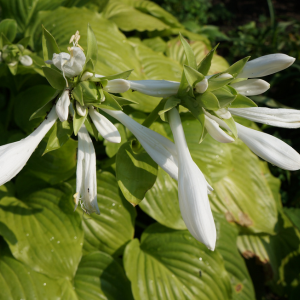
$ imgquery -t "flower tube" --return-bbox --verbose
[0,107,57,186]
[168,108,216,250]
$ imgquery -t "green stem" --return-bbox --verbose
[141,99,166,128]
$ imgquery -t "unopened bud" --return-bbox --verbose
[195,78,208,94]
[76,102,87,117]
[215,73,233,80]
[215,108,231,119]
[104,79,130,93]
[81,71,93,81]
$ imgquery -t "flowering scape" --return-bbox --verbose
[0,26,299,251]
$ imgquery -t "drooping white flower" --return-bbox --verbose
[128,80,180,97]
[204,115,234,143]
[88,106,121,143]
[237,54,295,78]
[0,107,57,186]
[19,55,33,66]
[229,107,300,128]
[195,78,208,93]
[46,46,86,78]
[74,124,100,215]
[168,108,216,250]
[104,79,130,93]
[231,79,270,96]
[56,89,70,122]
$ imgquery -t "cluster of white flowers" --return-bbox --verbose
[0,29,299,252]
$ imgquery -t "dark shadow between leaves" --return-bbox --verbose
[0,204,42,215]
[0,222,17,245]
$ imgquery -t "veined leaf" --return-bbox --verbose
[179,33,197,69]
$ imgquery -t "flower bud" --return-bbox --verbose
[104,79,130,93]
[56,90,70,122]
[215,108,231,119]
[19,55,33,66]
[81,71,93,81]
[76,102,87,117]
[215,73,233,80]
[195,78,208,93]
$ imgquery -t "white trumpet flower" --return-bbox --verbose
[74,124,100,215]
[88,107,121,144]
[0,107,57,186]
[237,54,295,78]
[229,107,300,128]
[19,55,33,66]
[56,89,70,122]
[231,79,270,96]
[46,46,86,78]
[195,78,208,94]
[168,108,216,250]
[205,115,234,143]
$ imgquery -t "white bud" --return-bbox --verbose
[81,71,93,81]
[19,55,33,66]
[215,73,233,80]
[56,90,70,122]
[76,102,87,117]
[215,108,231,119]
[195,78,208,93]
[104,79,130,93]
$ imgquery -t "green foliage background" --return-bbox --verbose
[0,0,299,299]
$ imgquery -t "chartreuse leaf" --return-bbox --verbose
[42,67,66,90]
[197,44,218,75]
[223,117,237,138]
[84,115,99,141]
[226,57,250,77]
[79,80,98,103]
[86,24,98,66]
[74,251,134,300]
[113,95,138,106]
[0,19,17,42]
[230,94,257,108]
[140,167,186,230]
[99,69,134,81]
[43,120,73,154]
[215,214,255,300]
[79,171,136,256]
[0,249,63,299]
[0,186,83,279]
[72,84,84,106]
[179,33,197,69]
[116,141,158,206]
[212,86,237,108]
[96,91,122,110]
[196,91,220,110]
[42,26,60,67]
[84,58,94,73]
[158,96,181,121]
[207,77,234,92]
[73,108,88,136]
[183,64,205,87]
[124,223,232,300]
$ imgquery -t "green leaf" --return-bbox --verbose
[212,86,237,108]
[116,141,158,206]
[223,117,237,138]
[230,94,257,108]
[8,62,18,76]
[84,58,94,73]
[96,91,122,110]
[74,251,134,299]
[79,80,98,102]
[30,101,53,121]
[73,108,88,136]
[124,223,232,300]
[113,95,138,106]
[17,36,30,48]
[78,171,136,256]
[197,44,218,75]
[0,19,17,42]
[158,96,181,121]
[86,24,98,66]
[0,186,83,279]
[140,167,186,230]
[196,91,220,110]
[43,120,73,154]
[179,33,197,69]
[84,115,99,141]
[42,67,66,90]
[0,249,63,299]
[284,208,300,231]
[42,26,60,67]
[99,69,134,81]
[226,57,250,77]
[72,84,84,106]
[183,64,205,87]
[207,77,234,92]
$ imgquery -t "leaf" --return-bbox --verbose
[140,167,186,230]
[179,33,197,69]
[99,69,134,81]
[0,249,63,299]
[226,57,250,77]
[196,91,220,110]
[143,37,166,53]
[74,251,134,300]
[86,24,98,65]
[116,141,158,206]
[197,44,218,75]
[43,120,73,154]
[78,171,136,256]
[72,84,84,106]
[17,36,30,48]
[223,117,238,138]
[42,26,60,66]
[207,77,234,92]
[230,94,257,108]
[158,96,181,121]
[79,80,98,102]
[212,86,237,108]
[73,108,88,136]
[113,95,138,106]
[0,186,83,279]
[98,91,122,110]
[124,223,232,300]
[42,67,66,90]
[84,115,99,141]
[183,64,205,87]
[283,208,300,231]
[0,19,17,42]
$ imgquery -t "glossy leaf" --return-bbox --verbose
[72,84,84,106]
[98,91,122,110]
[212,86,237,108]
[79,80,98,103]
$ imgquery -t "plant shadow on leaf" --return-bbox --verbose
[0,222,17,245]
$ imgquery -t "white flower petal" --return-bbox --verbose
[88,107,121,143]
[236,122,300,170]
[0,107,57,186]
[229,107,300,128]
[237,54,295,78]
[104,79,130,93]
[216,73,233,79]
[195,78,208,93]
[129,80,180,97]
[168,108,216,250]
[231,79,270,96]
[215,108,232,119]
[205,115,234,143]
[76,124,100,215]
[19,55,33,66]
[56,90,70,122]
[76,102,86,117]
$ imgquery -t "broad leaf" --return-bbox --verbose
[196,91,220,110]
[42,67,66,90]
